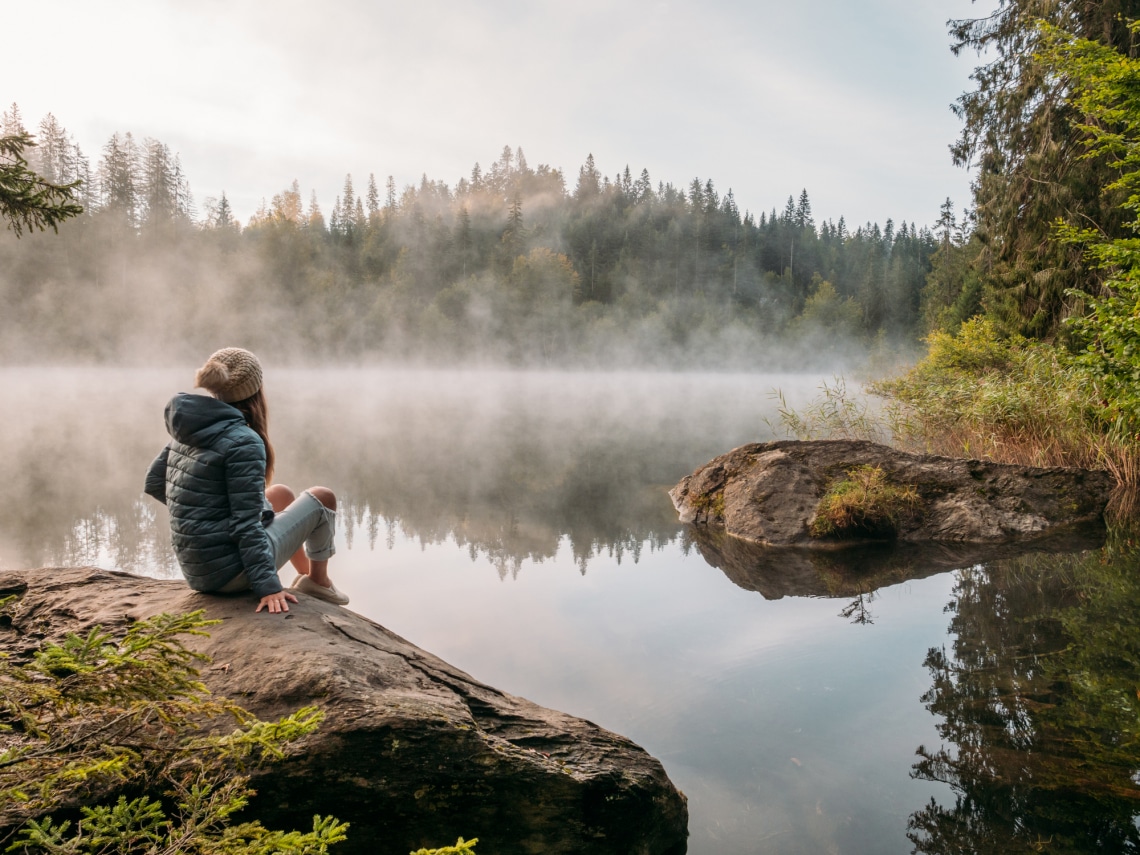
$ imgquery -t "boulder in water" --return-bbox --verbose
[670,440,1113,548]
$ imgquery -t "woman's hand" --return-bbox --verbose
[256,590,299,613]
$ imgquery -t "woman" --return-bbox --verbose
[145,347,348,612]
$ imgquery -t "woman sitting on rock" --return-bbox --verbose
[145,347,349,612]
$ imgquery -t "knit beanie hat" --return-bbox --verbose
[194,347,263,403]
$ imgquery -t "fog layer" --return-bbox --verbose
[0,367,826,576]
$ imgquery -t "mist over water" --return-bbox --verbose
[4,366,1129,854]
[0,366,825,575]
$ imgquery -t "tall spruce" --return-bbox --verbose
[950,0,1140,338]
[97,132,140,225]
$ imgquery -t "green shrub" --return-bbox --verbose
[0,601,348,854]
[411,839,478,855]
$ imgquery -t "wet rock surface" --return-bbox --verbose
[0,567,688,855]
[671,440,1114,548]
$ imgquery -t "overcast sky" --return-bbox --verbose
[8,0,987,229]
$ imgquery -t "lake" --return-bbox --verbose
[2,367,1136,855]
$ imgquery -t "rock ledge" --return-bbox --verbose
[0,567,687,855]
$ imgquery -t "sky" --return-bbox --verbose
[7,0,987,230]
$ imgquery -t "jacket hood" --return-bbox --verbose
[165,392,246,447]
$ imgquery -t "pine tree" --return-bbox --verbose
[71,142,94,212]
[703,178,718,213]
[0,130,83,236]
[937,198,955,247]
[722,188,739,221]
[340,174,357,235]
[385,174,397,213]
[307,189,325,232]
[796,189,813,231]
[35,114,74,184]
[0,102,26,136]
[575,154,601,200]
[456,204,472,277]
[171,153,194,222]
[140,137,177,230]
[97,132,139,225]
[366,173,380,221]
[688,178,704,211]
[502,194,525,263]
[214,190,235,229]
[635,168,653,203]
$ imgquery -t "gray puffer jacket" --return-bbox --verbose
[145,393,280,598]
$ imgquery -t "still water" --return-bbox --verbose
[2,368,1136,854]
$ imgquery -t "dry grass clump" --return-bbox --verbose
[810,465,921,539]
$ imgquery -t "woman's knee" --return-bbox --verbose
[308,486,337,511]
[266,483,296,512]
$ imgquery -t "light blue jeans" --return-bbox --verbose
[218,490,337,592]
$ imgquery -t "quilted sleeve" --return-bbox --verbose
[144,445,170,504]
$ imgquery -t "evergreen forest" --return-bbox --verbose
[0,103,939,367]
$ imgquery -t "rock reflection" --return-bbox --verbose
[908,524,1140,853]
[683,524,1106,602]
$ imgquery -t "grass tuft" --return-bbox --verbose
[811,465,920,539]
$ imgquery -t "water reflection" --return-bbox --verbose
[685,524,1106,602]
[908,526,1140,854]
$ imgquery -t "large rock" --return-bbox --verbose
[670,439,1114,548]
[0,567,688,855]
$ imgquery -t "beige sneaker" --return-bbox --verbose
[294,575,349,606]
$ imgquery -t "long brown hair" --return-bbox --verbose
[232,387,275,484]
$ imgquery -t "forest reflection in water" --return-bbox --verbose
[907,525,1140,855]
[2,367,1139,854]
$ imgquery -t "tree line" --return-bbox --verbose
[1,103,941,366]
